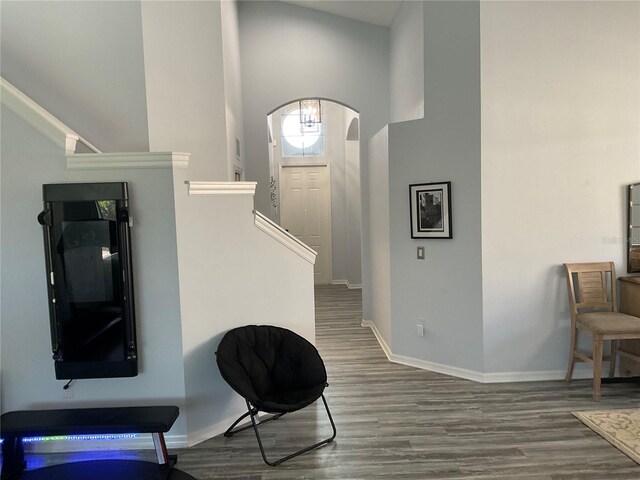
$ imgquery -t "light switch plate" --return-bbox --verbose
[417,246,425,260]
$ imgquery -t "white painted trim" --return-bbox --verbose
[23,433,188,453]
[67,152,190,170]
[361,319,392,360]
[281,158,329,167]
[391,352,485,383]
[332,279,363,289]
[482,367,594,383]
[254,210,317,265]
[1,77,100,155]
[187,181,256,196]
[361,320,595,383]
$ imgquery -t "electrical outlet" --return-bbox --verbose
[63,387,73,399]
[417,318,425,337]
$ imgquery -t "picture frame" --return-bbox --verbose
[409,181,452,239]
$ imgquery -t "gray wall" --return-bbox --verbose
[386,1,484,370]
[368,127,392,344]
[221,0,246,180]
[238,0,390,315]
[141,0,229,180]
[0,106,187,437]
[390,0,424,123]
[0,1,149,152]
[480,0,640,374]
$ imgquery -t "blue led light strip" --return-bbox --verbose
[0,433,139,444]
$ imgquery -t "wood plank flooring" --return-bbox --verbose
[26,285,640,478]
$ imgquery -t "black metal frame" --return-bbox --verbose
[38,182,138,380]
[223,394,337,466]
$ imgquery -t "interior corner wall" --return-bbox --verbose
[238,1,389,318]
[387,1,484,371]
[345,110,363,287]
[221,0,246,181]
[389,0,424,123]
[0,105,187,440]
[480,1,640,374]
[170,173,316,445]
[0,0,150,152]
[368,126,392,345]
[141,0,229,181]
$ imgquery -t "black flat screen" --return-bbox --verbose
[40,183,137,379]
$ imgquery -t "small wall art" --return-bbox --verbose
[409,181,452,239]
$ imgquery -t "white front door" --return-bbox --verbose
[280,165,331,284]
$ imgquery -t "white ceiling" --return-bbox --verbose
[281,1,403,27]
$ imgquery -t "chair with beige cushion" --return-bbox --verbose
[564,262,640,401]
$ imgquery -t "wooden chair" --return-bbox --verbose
[564,262,640,401]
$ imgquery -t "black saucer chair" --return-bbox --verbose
[216,325,337,466]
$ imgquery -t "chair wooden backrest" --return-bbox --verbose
[564,262,617,318]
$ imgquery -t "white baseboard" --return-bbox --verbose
[392,352,486,383]
[483,367,594,383]
[332,279,362,289]
[361,319,392,359]
[361,320,596,384]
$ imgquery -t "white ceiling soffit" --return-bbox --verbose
[281,0,403,27]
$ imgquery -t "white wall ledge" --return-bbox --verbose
[254,211,317,264]
[67,152,190,169]
[187,181,257,196]
[1,77,100,155]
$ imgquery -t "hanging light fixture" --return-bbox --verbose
[299,99,322,128]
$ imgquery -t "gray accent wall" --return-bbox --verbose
[386,1,484,370]
[480,0,640,374]
[0,1,150,152]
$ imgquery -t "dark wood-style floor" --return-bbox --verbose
[28,285,640,478]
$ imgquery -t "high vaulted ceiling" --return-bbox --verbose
[281,1,403,27]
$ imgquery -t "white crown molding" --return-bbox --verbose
[187,181,257,196]
[67,152,190,170]
[254,211,317,265]
[1,77,100,155]
[361,320,594,384]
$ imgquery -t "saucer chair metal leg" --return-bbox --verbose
[224,409,285,438]
[248,395,337,467]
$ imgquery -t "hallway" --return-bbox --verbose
[176,284,639,479]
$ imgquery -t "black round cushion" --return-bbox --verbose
[216,325,327,414]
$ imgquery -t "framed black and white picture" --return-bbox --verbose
[409,181,452,239]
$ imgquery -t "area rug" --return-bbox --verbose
[572,409,640,464]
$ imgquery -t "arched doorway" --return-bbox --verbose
[266,98,362,287]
